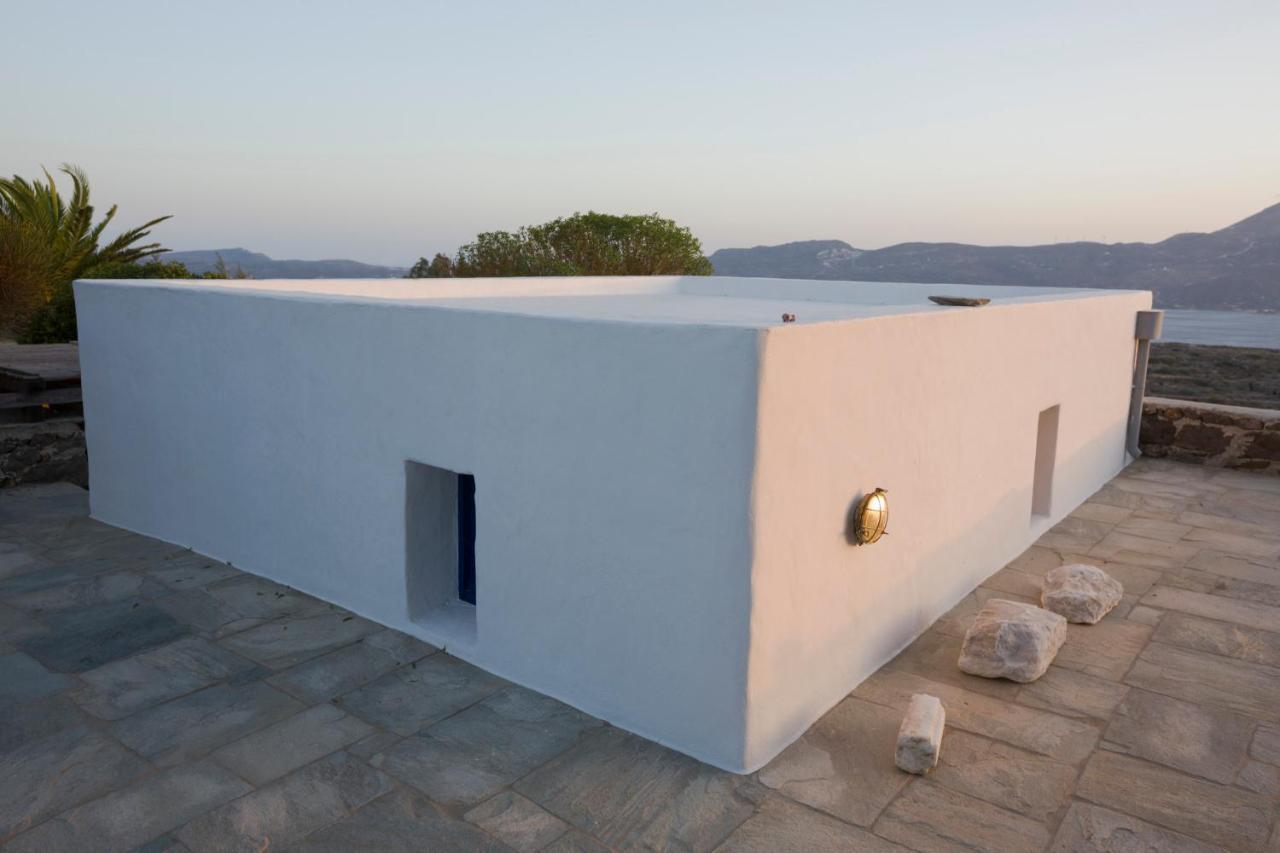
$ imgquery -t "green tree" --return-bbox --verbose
[0,217,54,331]
[1,164,171,342]
[86,258,194,279]
[205,253,249,279]
[407,253,455,278]
[439,212,713,278]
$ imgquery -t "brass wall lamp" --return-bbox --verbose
[854,488,889,545]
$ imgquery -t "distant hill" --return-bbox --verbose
[709,203,1280,311]
[164,248,406,279]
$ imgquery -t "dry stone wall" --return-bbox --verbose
[0,420,88,488]
[1141,397,1280,473]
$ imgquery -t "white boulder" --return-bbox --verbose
[1041,563,1124,624]
[895,693,945,774]
[958,598,1066,682]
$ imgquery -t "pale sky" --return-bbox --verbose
[3,1,1277,265]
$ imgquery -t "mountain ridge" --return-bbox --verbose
[163,248,406,279]
[709,202,1280,310]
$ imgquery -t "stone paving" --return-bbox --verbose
[1,459,1278,851]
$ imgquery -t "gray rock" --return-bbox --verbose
[895,693,944,774]
[1041,563,1124,623]
[852,668,1099,762]
[957,599,1066,682]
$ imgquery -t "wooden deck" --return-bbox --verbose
[0,344,82,423]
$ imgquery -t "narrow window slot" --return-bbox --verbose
[457,474,476,605]
[1031,405,1060,519]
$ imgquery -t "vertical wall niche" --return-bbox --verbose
[1031,405,1060,519]
[405,461,477,639]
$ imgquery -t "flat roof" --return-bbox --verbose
[77,276,1145,328]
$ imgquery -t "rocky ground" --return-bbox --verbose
[1149,343,1280,410]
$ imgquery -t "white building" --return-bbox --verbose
[75,275,1150,773]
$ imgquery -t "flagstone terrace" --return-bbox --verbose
[1,458,1278,851]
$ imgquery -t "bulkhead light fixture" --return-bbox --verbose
[855,488,889,544]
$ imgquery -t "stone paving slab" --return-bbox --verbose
[927,730,1078,822]
[374,686,602,807]
[3,460,1280,851]
[0,726,148,840]
[1125,641,1280,722]
[217,609,381,669]
[872,780,1051,853]
[2,761,251,853]
[756,696,910,827]
[0,651,75,704]
[19,599,189,672]
[1015,666,1130,721]
[111,681,304,766]
[1103,689,1254,784]
[463,790,572,851]
[0,693,89,753]
[714,795,905,852]
[210,702,374,786]
[1048,802,1227,853]
[335,652,506,735]
[293,786,509,852]
[1076,749,1273,851]
[515,726,765,852]
[266,628,437,704]
[173,752,391,852]
[73,636,264,720]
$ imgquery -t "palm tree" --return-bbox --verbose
[0,164,171,338]
[0,216,53,326]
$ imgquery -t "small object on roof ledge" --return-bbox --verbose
[929,296,990,307]
[781,313,796,323]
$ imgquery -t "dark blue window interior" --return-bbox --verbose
[457,474,476,604]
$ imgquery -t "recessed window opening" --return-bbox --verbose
[405,461,478,627]
[1031,405,1060,519]
[457,474,476,605]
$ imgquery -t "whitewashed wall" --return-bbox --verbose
[743,291,1150,770]
[76,282,761,769]
[75,277,1147,772]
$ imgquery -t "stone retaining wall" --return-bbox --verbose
[1141,397,1280,473]
[0,420,88,488]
